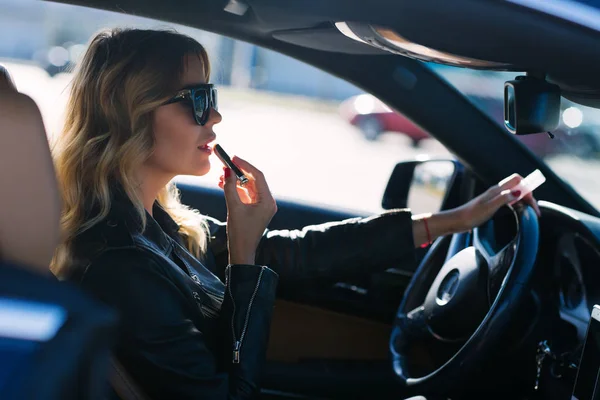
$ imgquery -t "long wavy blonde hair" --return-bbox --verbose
[51,28,211,278]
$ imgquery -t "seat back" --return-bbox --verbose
[0,65,61,272]
[0,64,118,399]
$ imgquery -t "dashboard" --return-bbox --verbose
[555,232,600,340]
[538,201,600,340]
[521,201,600,399]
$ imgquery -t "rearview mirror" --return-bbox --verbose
[504,75,561,135]
[382,159,459,214]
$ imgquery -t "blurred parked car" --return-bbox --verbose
[340,94,429,145]
[340,92,600,159]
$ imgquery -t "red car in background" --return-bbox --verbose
[340,94,430,145]
[340,93,599,159]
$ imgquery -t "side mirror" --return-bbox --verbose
[382,159,461,214]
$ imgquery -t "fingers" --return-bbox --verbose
[219,169,254,204]
[522,192,542,217]
[222,167,242,208]
[498,173,522,191]
[231,156,259,176]
[489,187,541,218]
[497,173,541,216]
[489,189,519,210]
[232,156,272,198]
[479,173,522,202]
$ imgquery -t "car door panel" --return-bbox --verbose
[178,183,364,231]
[266,299,390,362]
[178,182,416,314]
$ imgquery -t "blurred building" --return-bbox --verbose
[0,0,361,101]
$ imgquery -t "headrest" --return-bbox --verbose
[0,64,61,274]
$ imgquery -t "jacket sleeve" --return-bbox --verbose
[79,250,278,400]
[205,209,416,286]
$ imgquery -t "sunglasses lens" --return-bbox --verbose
[211,88,218,111]
[192,89,209,123]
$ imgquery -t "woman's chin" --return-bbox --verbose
[177,160,212,177]
[190,165,211,176]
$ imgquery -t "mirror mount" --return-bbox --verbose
[382,161,417,210]
[503,73,561,135]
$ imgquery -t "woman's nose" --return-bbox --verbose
[208,108,222,125]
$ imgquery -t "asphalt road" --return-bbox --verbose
[4,61,599,215]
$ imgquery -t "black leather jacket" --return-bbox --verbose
[69,190,415,399]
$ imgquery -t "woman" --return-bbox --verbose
[51,28,539,399]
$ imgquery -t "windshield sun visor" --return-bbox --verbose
[335,22,511,69]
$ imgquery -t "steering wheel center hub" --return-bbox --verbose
[436,269,460,305]
[423,247,490,340]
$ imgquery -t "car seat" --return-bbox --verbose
[0,64,120,399]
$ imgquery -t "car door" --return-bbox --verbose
[177,182,424,398]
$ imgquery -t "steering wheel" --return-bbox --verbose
[390,204,539,396]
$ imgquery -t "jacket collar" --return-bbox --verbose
[101,184,181,254]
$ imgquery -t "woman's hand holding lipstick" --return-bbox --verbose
[219,156,277,265]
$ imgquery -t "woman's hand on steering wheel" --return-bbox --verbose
[455,173,541,232]
[393,174,541,394]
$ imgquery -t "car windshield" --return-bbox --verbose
[430,64,600,210]
[5,0,600,215]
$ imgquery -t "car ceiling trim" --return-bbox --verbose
[507,0,600,33]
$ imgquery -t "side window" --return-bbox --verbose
[186,46,453,213]
[3,0,451,214]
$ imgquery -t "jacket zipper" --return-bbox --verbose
[170,239,224,300]
[227,266,265,364]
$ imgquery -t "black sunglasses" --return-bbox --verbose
[163,84,218,126]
